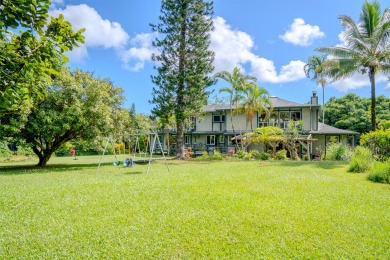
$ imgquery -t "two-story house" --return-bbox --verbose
[158,92,359,159]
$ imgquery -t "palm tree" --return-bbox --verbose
[240,83,272,131]
[214,67,257,148]
[304,55,328,123]
[316,0,390,130]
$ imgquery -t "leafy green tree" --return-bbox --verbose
[240,83,272,131]
[316,0,390,131]
[214,67,257,149]
[360,128,390,161]
[0,0,85,114]
[324,93,390,134]
[304,55,327,123]
[9,67,124,166]
[251,126,285,158]
[151,0,215,159]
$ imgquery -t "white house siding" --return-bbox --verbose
[311,135,326,156]
[196,114,212,131]
[301,108,311,130]
[311,108,319,131]
[226,112,252,131]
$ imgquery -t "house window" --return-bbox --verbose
[213,115,225,123]
[326,136,340,144]
[184,135,191,144]
[258,117,268,127]
[206,135,215,145]
[269,112,278,126]
[228,135,234,145]
[291,111,301,121]
[219,135,225,144]
[258,113,268,127]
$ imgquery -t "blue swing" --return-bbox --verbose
[123,158,134,168]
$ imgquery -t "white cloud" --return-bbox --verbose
[279,18,325,46]
[330,72,388,91]
[120,33,157,72]
[211,16,306,83]
[49,4,129,60]
[250,59,306,83]
[210,16,255,73]
[47,6,310,82]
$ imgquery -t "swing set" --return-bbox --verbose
[96,132,169,174]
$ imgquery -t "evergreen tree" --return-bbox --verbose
[150,0,215,159]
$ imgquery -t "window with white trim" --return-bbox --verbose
[206,135,215,145]
[184,135,191,144]
[213,115,225,123]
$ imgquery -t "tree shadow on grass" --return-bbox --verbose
[0,162,109,175]
[274,160,347,170]
[123,171,143,175]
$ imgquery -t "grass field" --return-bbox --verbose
[0,156,389,259]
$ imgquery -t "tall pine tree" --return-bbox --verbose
[151,0,215,159]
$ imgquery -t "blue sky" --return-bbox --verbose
[49,0,390,114]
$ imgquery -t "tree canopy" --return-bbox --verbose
[0,0,85,113]
[324,93,390,134]
[8,67,125,166]
[150,0,215,159]
[316,0,390,130]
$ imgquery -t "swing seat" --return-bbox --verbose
[133,159,151,165]
[124,158,134,168]
[113,161,122,166]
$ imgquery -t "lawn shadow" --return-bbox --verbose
[123,171,143,175]
[274,160,347,170]
[0,162,107,175]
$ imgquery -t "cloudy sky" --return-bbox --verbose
[49,0,390,113]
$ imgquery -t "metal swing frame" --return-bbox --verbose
[96,132,169,174]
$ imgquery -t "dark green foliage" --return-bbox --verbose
[0,0,84,114]
[235,150,246,159]
[360,127,390,161]
[259,152,271,160]
[13,67,125,166]
[348,146,373,173]
[324,94,390,134]
[150,0,215,158]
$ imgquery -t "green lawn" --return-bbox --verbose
[0,156,389,259]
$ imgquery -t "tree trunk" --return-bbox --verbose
[176,120,185,159]
[32,146,53,167]
[37,155,51,167]
[322,84,325,123]
[369,67,376,131]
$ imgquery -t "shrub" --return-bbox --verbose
[325,143,352,161]
[194,151,222,161]
[236,150,246,159]
[360,128,390,161]
[259,152,271,160]
[275,149,287,160]
[348,146,373,173]
[249,150,260,160]
[212,150,223,160]
[367,160,390,184]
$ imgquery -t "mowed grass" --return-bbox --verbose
[0,156,389,259]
